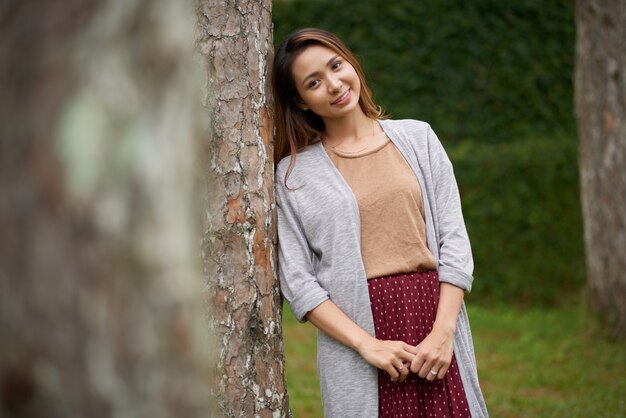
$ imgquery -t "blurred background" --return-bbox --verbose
[273,0,625,417]
[1,1,623,417]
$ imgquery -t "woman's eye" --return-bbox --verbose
[308,80,320,89]
[332,61,342,70]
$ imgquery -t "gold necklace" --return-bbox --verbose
[323,121,380,154]
[330,142,370,154]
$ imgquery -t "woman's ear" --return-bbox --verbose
[293,96,309,111]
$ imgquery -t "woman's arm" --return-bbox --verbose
[426,125,474,292]
[409,125,472,381]
[409,282,464,381]
[306,299,418,382]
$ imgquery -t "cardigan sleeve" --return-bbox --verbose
[275,164,330,322]
[426,126,475,292]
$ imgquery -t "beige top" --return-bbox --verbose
[324,135,437,279]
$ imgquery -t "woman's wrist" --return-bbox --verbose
[433,282,464,338]
[354,333,376,354]
[432,319,457,337]
[307,300,379,354]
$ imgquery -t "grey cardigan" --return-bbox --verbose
[275,119,488,418]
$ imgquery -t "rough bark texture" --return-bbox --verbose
[196,0,289,417]
[575,0,626,339]
[0,1,212,417]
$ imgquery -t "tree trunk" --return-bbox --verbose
[0,1,212,417]
[575,0,626,339]
[196,0,290,416]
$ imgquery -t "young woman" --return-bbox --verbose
[273,28,488,418]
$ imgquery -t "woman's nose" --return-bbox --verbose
[327,76,342,92]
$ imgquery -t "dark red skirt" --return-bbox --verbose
[367,270,471,418]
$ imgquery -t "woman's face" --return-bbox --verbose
[291,44,361,120]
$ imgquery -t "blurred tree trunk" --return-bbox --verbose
[196,0,290,416]
[0,1,212,417]
[575,0,626,339]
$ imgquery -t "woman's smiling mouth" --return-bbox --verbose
[331,89,351,105]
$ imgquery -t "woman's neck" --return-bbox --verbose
[321,108,378,148]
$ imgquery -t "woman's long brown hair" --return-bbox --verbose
[272,28,386,187]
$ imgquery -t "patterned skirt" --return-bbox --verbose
[367,270,471,418]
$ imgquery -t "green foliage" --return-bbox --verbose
[450,134,585,305]
[282,303,626,417]
[281,308,320,417]
[469,304,626,417]
[273,0,575,143]
[273,0,583,305]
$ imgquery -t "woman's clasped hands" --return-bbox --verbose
[356,326,455,383]
[410,326,455,382]
[356,338,417,383]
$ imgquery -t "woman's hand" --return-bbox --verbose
[305,300,417,383]
[409,325,455,382]
[409,282,464,381]
[356,337,418,383]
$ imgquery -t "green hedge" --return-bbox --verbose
[273,0,584,305]
[273,0,575,143]
[450,135,585,305]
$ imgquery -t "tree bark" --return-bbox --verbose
[575,0,626,339]
[0,1,212,417]
[196,0,290,416]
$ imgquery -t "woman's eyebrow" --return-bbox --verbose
[301,55,340,85]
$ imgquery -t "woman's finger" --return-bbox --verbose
[403,342,419,355]
[418,357,436,379]
[396,361,410,383]
[425,360,444,382]
[386,362,400,382]
[436,360,451,380]
[410,352,425,374]
[399,348,416,363]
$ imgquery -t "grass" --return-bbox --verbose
[282,302,626,417]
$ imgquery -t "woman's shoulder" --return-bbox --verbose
[380,118,438,150]
[275,140,325,187]
[380,118,432,133]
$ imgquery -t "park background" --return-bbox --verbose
[273,0,625,416]
[0,1,624,417]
